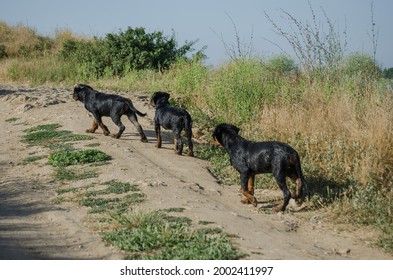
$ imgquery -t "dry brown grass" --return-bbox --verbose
[1,21,46,57]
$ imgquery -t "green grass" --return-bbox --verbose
[163,207,186,213]
[21,155,47,165]
[48,149,111,167]
[77,180,145,214]
[53,167,99,181]
[103,210,242,260]
[5,117,20,123]
[101,180,140,193]
[22,124,93,147]
[21,123,109,182]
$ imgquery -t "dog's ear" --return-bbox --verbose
[74,84,81,91]
[225,124,240,135]
[150,92,160,106]
[74,84,92,92]
[163,92,170,100]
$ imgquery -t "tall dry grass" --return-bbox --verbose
[251,87,392,184]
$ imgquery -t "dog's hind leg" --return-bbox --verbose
[186,129,194,157]
[173,130,183,155]
[155,123,162,148]
[110,115,125,139]
[273,170,291,212]
[127,113,148,142]
[185,117,194,157]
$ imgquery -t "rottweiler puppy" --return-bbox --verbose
[149,91,193,156]
[212,123,310,212]
[73,84,148,142]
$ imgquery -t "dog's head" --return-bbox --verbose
[73,84,93,101]
[149,91,170,108]
[212,123,240,146]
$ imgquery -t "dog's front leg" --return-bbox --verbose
[86,119,98,133]
[173,130,183,155]
[240,173,257,207]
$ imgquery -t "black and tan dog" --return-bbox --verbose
[212,123,310,212]
[149,91,193,156]
[73,84,148,142]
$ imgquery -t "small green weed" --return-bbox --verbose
[48,149,111,167]
[81,193,145,214]
[22,123,93,147]
[197,227,223,235]
[198,220,215,225]
[5,117,20,123]
[85,143,101,147]
[21,155,46,165]
[24,123,61,132]
[163,207,186,213]
[101,180,140,193]
[54,167,99,181]
[71,180,145,214]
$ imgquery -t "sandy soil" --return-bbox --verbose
[0,83,391,260]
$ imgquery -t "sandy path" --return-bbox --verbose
[0,83,391,259]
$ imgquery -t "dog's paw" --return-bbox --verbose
[252,197,258,207]
[241,197,249,204]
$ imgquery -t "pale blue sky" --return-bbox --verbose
[1,0,392,67]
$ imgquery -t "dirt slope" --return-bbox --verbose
[0,83,391,259]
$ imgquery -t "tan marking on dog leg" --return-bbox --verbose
[173,137,178,153]
[86,119,98,133]
[241,190,258,207]
[274,203,284,212]
[247,175,255,195]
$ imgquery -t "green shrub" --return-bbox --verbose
[267,55,297,74]
[59,27,203,78]
[343,52,381,80]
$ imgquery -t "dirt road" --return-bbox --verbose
[0,83,391,259]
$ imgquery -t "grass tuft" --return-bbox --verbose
[48,149,111,167]
[103,210,241,260]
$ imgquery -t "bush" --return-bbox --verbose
[59,27,202,78]
[344,52,381,80]
[0,21,55,58]
[267,55,297,74]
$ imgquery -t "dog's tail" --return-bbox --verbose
[294,154,311,201]
[126,99,146,117]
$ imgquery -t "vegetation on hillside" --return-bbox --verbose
[1,18,392,253]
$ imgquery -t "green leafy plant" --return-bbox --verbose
[59,27,203,78]
[103,210,241,260]
[23,124,93,147]
[48,149,111,167]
